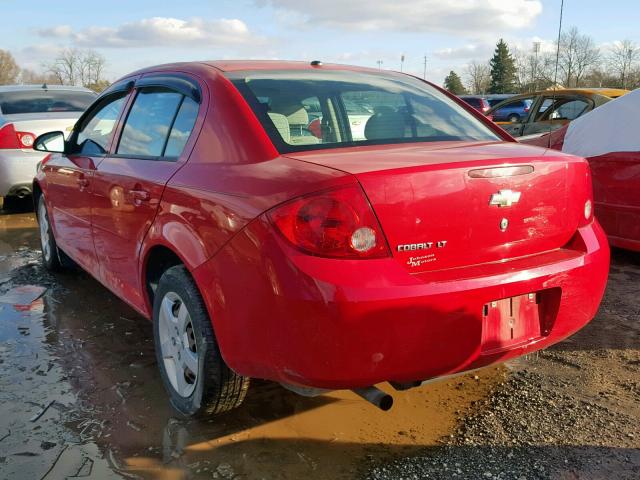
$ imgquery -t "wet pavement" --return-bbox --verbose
[0,210,503,479]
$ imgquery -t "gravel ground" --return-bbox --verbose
[365,250,640,480]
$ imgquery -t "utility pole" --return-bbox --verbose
[400,54,405,72]
[423,55,427,79]
[376,60,383,70]
[533,42,541,91]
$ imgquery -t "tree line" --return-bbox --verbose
[0,48,110,92]
[444,27,640,95]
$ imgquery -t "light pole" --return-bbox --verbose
[376,60,383,70]
[423,55,427,79]
[400,54,405,72]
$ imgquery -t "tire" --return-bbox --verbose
[153,265,249,416]
[37,195,71,271]
[508,114,520,123]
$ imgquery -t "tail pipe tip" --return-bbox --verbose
[352,386,393,411]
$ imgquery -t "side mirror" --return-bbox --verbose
[33,131,66,153]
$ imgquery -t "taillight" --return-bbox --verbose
[268,185,390,259]
[0,123,36,149]
[579,166,594,227]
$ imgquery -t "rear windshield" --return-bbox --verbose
[0,90,96,115]
[230,70,500,152]
[461,97,482,107]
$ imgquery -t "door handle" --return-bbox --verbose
[129,189,150,205]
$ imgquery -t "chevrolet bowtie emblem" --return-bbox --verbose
[489,189,521,207]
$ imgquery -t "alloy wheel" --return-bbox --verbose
[38,201,51,262]
[158,291,199,398]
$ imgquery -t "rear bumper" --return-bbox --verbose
[0,150,44,197]
[194,217,610,389]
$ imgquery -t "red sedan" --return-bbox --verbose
[32,61,609,416]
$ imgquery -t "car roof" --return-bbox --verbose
[204,60,382,73]
[125,60,390,78]
[553,87,629,98]
[0,84,96,94]
[503,88,628,100]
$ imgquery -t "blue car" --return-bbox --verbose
[487,96,533,123]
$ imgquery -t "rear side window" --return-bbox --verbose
[164,97,199,157]
[117,89,199,159]
[0,90,95,115]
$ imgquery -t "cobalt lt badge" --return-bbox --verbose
[500,218,509,231]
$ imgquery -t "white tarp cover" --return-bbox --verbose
[562,88,640,158]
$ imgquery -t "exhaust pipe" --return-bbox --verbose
[14,188,31,199]
[352,386,393,411]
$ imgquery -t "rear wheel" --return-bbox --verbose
[153,265,249,416]
[508,113,520,123]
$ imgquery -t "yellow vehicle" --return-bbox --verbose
[486,88,629,137]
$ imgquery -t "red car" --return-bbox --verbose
[521,89,640,252]
[32,61,609,416]
[459,95,493,121]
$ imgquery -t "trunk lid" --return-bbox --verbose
[287,141,589,273]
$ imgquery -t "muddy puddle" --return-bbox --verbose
[0,212,504,479]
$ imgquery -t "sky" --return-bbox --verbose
[3,0,640,85]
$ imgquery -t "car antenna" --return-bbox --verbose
[548,0,565,148]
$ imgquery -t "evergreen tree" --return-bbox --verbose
[443,71,467,94]
[489,39,517,93]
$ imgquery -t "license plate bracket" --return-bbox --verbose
[481,293,541,355]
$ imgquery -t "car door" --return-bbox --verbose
[492,97,534,137]
[521,96,592,137]
[90,74,202,313]
[588,153,640,246]
[45,89,130,273]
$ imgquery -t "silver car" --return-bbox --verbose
[0,84,96,208]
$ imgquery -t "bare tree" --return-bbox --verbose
[46,48,107,88]
[0,49,20,85]
[464,61,490,94]
[608,39,640,89]
[557,27,600,87]
[80,50,106,86]
[19,68,62,85]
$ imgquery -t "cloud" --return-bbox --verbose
[14,44,65,71]
[255,0,542,34]
[37,17,263,49]
[434,44,494,60]
[37,25,74,38]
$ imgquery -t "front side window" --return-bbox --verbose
[231,70,499,152]
[546,98,590,121]
[74,94,127,155]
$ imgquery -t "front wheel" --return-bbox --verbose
[37,196,62,271]
[153,265,249,416]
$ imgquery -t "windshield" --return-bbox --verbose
[0,90,96,115]
[230,70,500,152]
